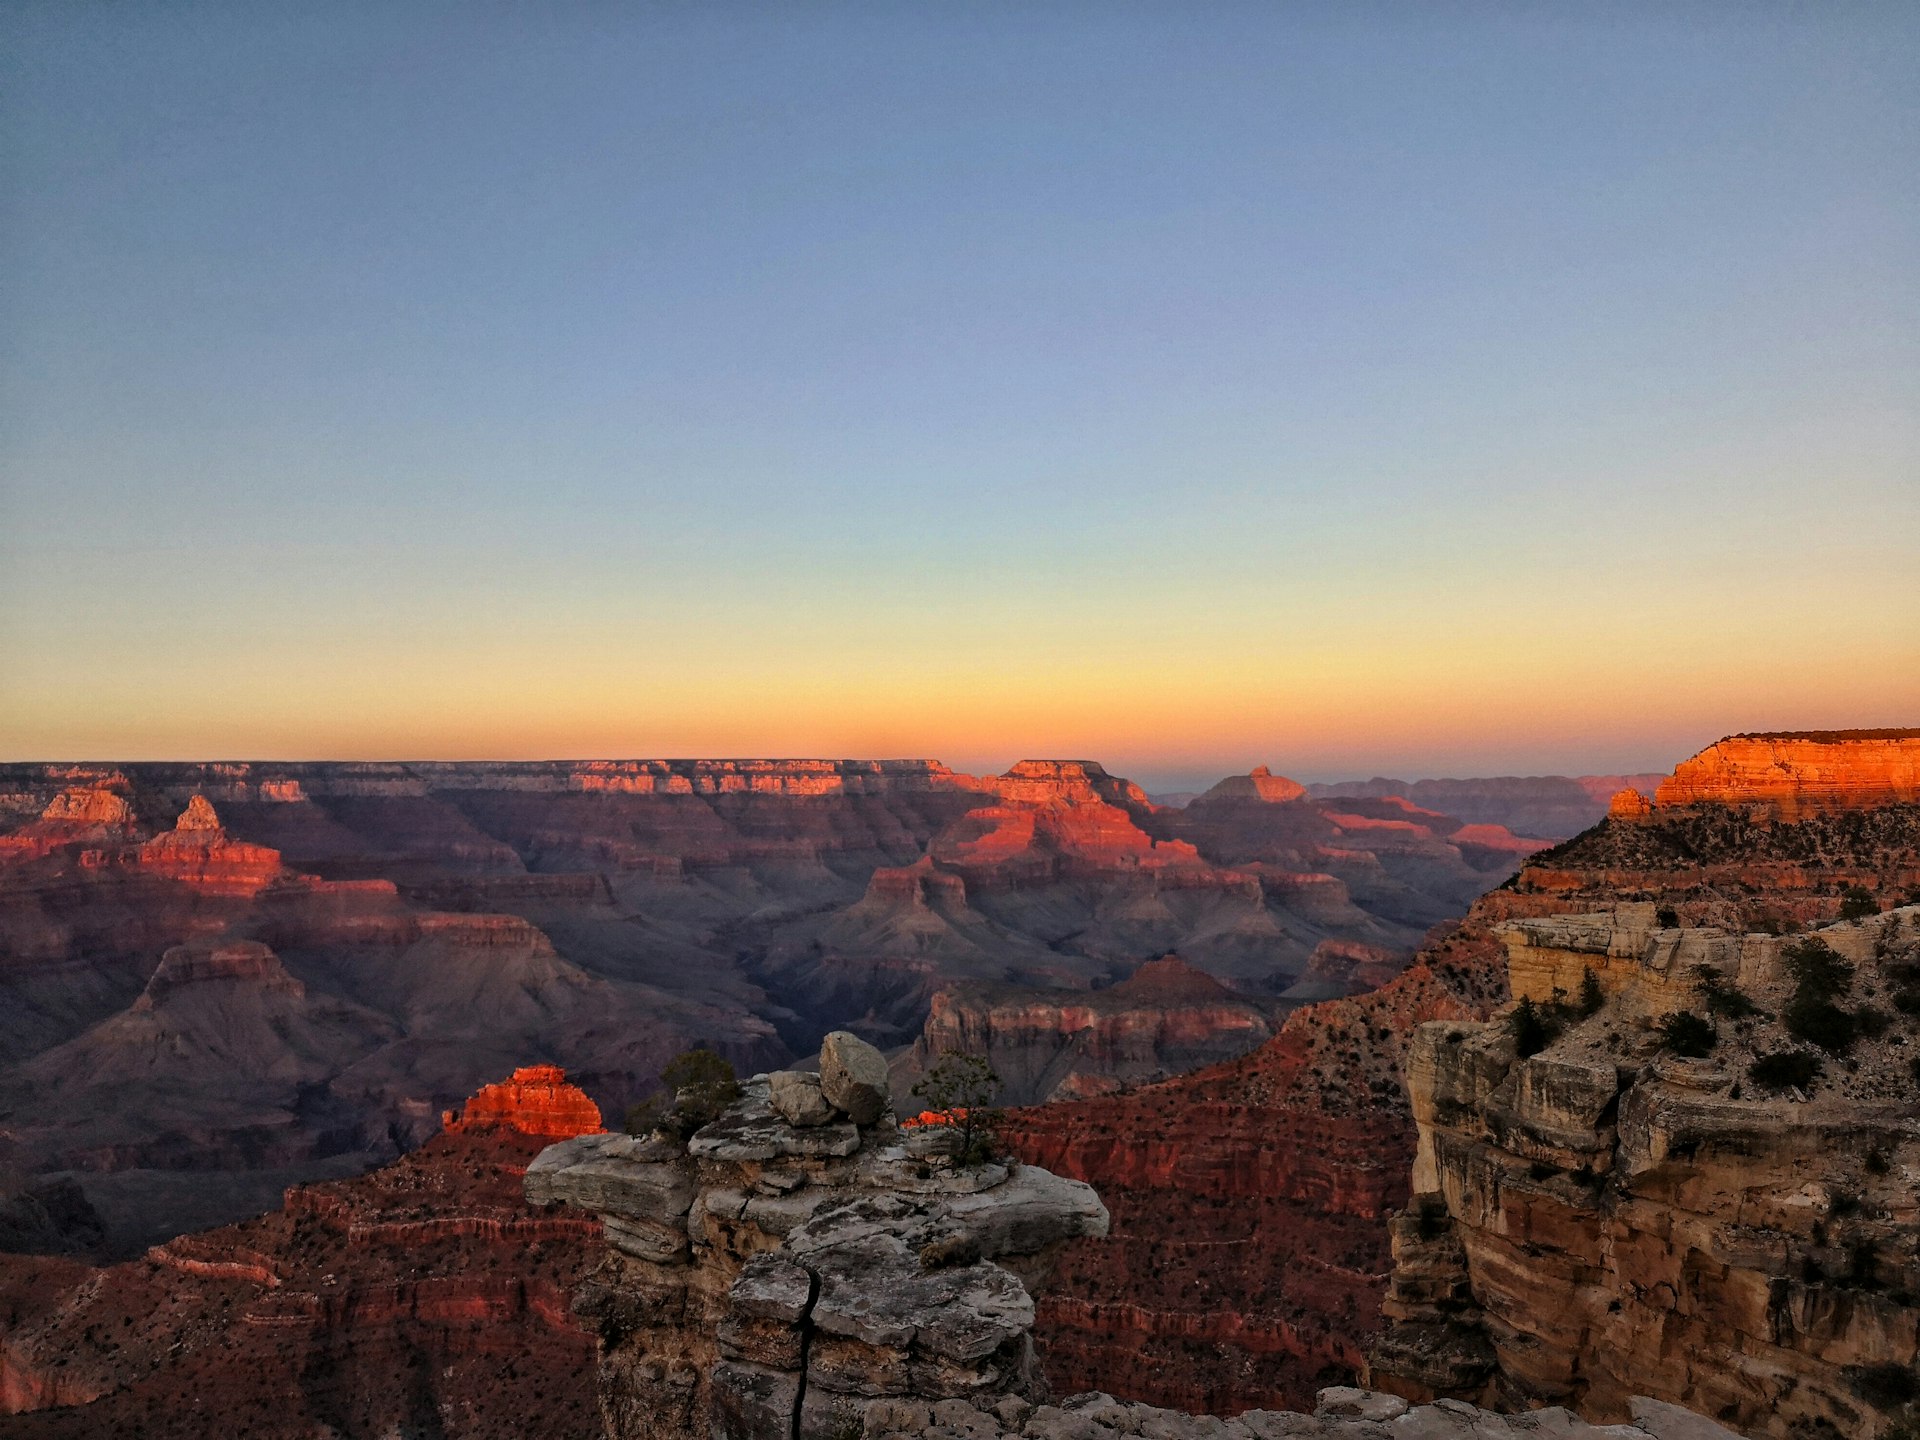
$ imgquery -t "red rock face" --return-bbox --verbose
[0,756,1534,1257]
[1606,787,1652,820]
[1653,730,1920,818]
[0,1090,600,1438]
[1001,927,1510,1415]
[442,1064,603,1139]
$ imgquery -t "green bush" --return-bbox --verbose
[1839,885,1881,922]
[1691,964,1761,1019]
[1509,995,1556,1058]
[1750,1050,1824,1093]
[1578,967,1606,1017]
[1658,1011,1717,1058]
[909,1051,1005,1166]
[627,1047,742,1138]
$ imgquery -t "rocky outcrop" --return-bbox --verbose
[443,1063,604,1139]
[1653,730,1920,818]
[1193,767,1309,805]
[0,1085,603,1438]
[1001,926,1511,1415]
[135,796,284,894]
[900,958,1278,1106]
[528,1070,1108,1440]
[857,1386,1736,1440]
[1370,905,1920,1438]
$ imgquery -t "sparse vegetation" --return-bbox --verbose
[1750,1049,1824,1094]
[1840,885,1881,921]
[1783,937,1866,1055]
[1578,966,1606,1017]
[626,1047,741,1138]
[1658,1011,1718,1058]
[910,1051,1005,1166]
[1692,964,1762,1019]
[1509,995,1556,1058]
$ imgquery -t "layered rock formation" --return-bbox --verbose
[443,1062,605,1139]
[526,1053,1108,1440]
[0,757,1532,1247]
[1002,925,1512,1415]
[898,957,1278,1106]
[1652,730,1920,818]
[0,1070,604,1438]
[856,1386,1735,1440]
[1371,905,1920,1438]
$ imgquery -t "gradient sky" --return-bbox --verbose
[3,3,1916,789]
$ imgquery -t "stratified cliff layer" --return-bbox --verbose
[1371,905,1920,1439]
[527,1047,1109,1440]
[0,1070,605,1438]
[1006,731,1920,1419]
[1653,730,1920,819]
[1002,925,1511,1415]
[897,957,1279,1106]
[0,758,1536,1247]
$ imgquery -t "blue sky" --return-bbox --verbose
[3,3,1916,787]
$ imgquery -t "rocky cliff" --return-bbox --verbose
[0,758,1529,1248]
[0,1070,605,1437]
[1001,925,1512,1415]
[1652,730,1920,819]
[445,1062,606,1139]
[526,1035,1109,1440]
[1370,904,1920,1439]
[898,957,1278,1106]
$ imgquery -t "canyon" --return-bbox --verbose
[998,732,1920,1420]
[5,731,1917,1439]
[0,1068,607,1437]
[0,757,1539,1250]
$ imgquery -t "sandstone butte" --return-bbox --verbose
[442,1063,605,1139]
[1652,729,1920,818]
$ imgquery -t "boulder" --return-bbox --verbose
[821,1031,891,1126]
[770,1070,837,1128]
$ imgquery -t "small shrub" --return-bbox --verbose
[1578,966,1606,1018]
[910,1051,1005,1165]
[627,1048,742,1138]
[1509,995,1556,1058]
[1839,885,1881,922]
[918,1232,982,1270]
[1847,1362,1917,1409]
[1658,1011,1718,1058]
[1656,906,1680,928]
[1785,995,1862,1055]
[1867,1148,1891,1176]
[1692,964,1761,1019]
[1750,1050,1824,1093]
[1785,937,1855,1003]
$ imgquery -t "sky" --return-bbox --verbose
[2,3,1916,790]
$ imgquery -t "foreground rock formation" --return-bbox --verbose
[857,1386,1735,1440]
[1371,904,1920,1438]
[527,1046,1109,1440]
